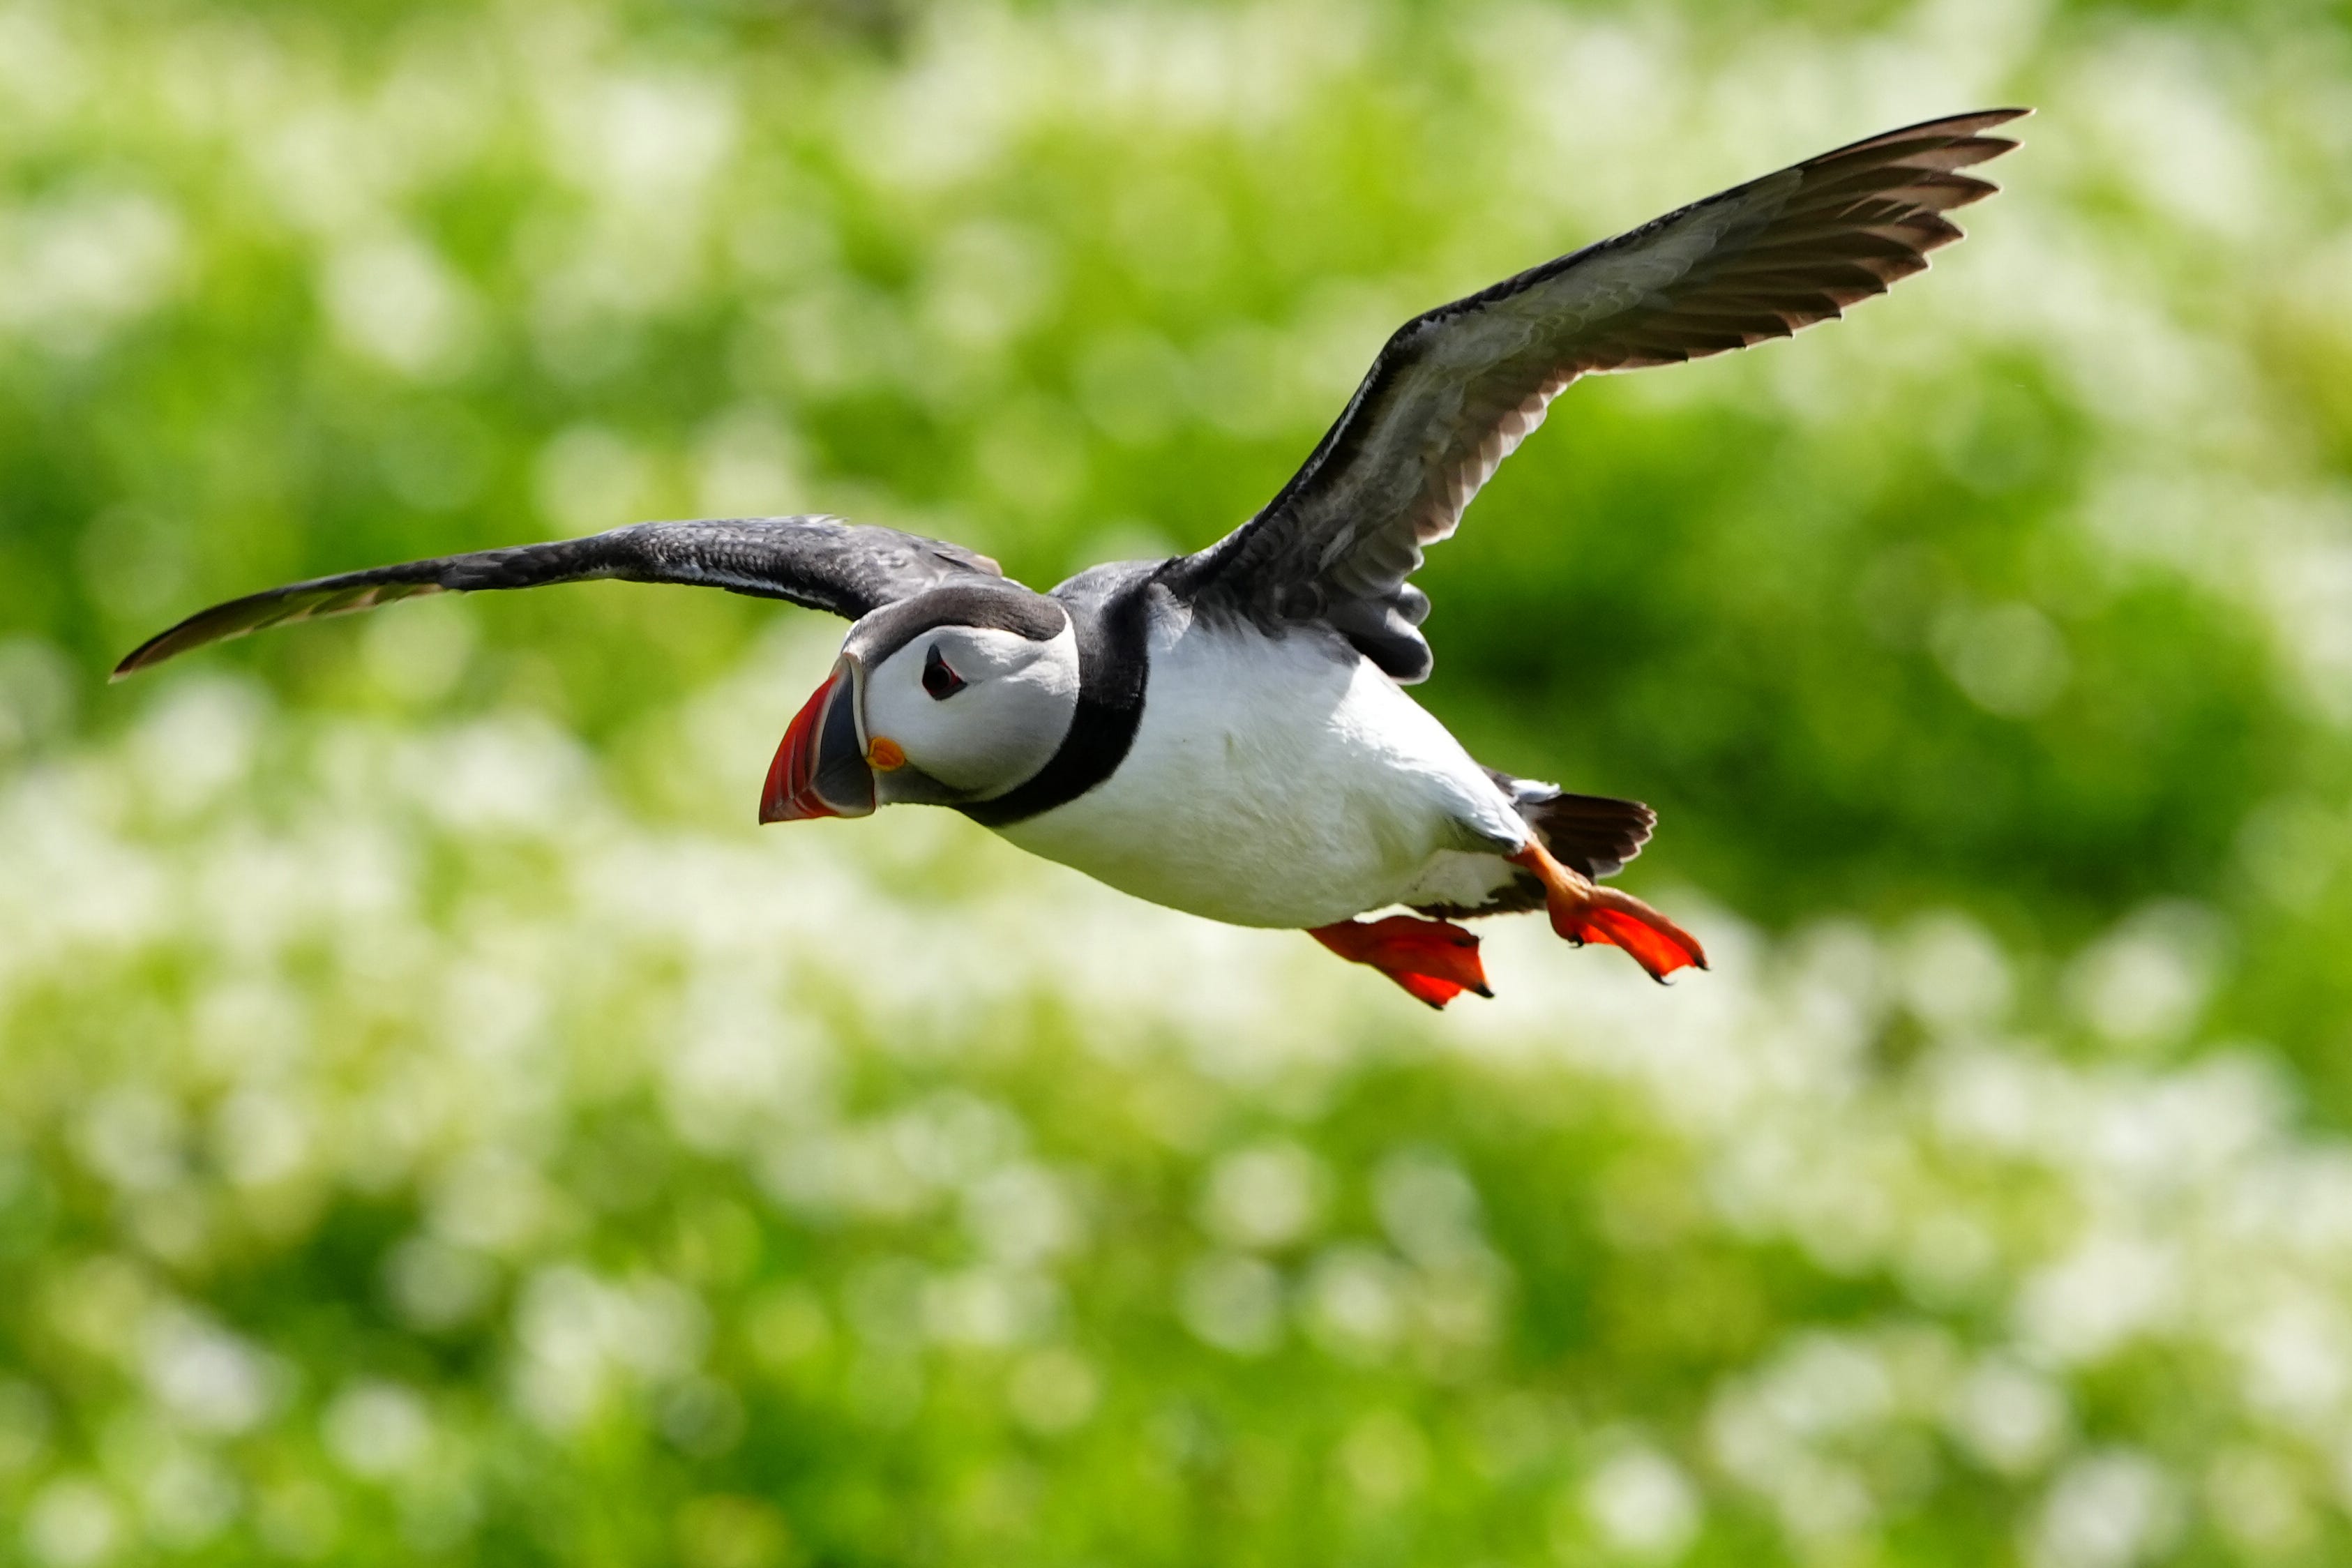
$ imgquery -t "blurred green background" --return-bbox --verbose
[6,0,2352,1563]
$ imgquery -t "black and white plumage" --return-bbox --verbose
[117,110,2025,1006]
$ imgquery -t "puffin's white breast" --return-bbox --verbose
[993,617,1524,928]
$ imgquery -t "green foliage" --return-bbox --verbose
[3,1,2352,1564]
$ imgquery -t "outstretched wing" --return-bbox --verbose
[1176,108,2027,682]
[113,514,1002,679]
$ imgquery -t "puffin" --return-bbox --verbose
[116,110,2024,1008]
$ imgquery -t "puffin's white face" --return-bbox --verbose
[859,621,1080,801]
[760,589,1080,822]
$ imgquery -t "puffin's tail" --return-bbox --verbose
[1486,771,1655,882]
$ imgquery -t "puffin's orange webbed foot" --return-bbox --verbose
[1507,840,1707,983]
[1309,914,1492,1009]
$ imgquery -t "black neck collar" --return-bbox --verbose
[956,576,1153,828]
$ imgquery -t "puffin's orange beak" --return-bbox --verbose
[761,659,875,822]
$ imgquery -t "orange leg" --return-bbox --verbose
[1508,840,1708,983]
[1309,914,1492,1010]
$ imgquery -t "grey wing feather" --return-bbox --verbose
[113,514,1002,678]
[1176,108,2028,681]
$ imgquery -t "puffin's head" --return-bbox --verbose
[760,585,1078,822]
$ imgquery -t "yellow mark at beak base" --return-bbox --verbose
[867,737,907,771]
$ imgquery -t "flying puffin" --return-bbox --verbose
[116,110,2025,1008]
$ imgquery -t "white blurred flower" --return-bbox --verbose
[896,1094,1026,1189]
[663,988,828,1152]
[1178,1253,1283,1357]
[921,220,1059,354]
[2064,902,2223,1052]
[1772,1454,1878,1546]
[363,590,480,700]
[1373,1149,1486,1268]
[407,716,596,838]
[1894,912,2014,1033]
[427,1146,554,1255]
[840,1258,928,1350]
[1948,1357,2072,1476]
[534,425,651,536]
[1582,1444,1702,1559]
[1933,601,2072,718]
[547,70,737,209]
[137,1445,239,1546]
[1900,1212,2000,1304]
[2261,537,2352,725]
[510,1266,709,1435]
[0,637,75,755]
[2206,1447,2311,1555]
[2028,1450,2180,1568]
[2236,1297,2352,1429]
[0,7,85,127]
[322,234,481,379]
[140,1308,282,1435]
[0,188,183,355]
[923,1268,1059,1348]
[1199,1140,1325,1251]
[2078,36,2275,238]
[962,1163,1080,1267]
[1706,1356,1883,1545]
[23,1477,119,1568]
[77,1088,186,1193]
[1303,1246,1405,1364]
[323,1382,432,1479]
[384,1236,497,1331]
[1760,1336,1896,1441]
[211,1089,312,1189]
[2014,1236,2180,1366]
[692,407,803,518]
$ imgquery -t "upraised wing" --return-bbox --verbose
[113,514,1002,679]
[1177,108,2027,681]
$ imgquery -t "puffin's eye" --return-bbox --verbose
[921,644,965,700]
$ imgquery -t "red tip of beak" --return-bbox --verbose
[760,688,833,821]
[760,666,871,823]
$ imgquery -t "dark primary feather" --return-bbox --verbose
[112,514,1003,679]
[1177,108,2028,682]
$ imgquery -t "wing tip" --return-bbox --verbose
[1927,105,2035,135]
[1842,107,2033,162]
[110,633,179,681]
[1931,107,2031,163]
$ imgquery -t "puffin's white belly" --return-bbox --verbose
[993,621,1526,928]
